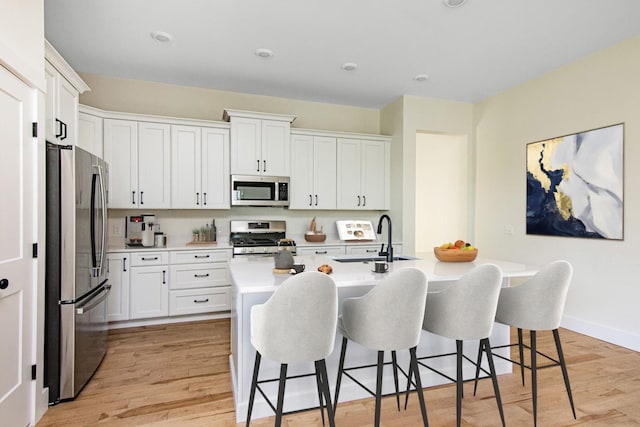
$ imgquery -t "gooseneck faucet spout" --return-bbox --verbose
[376,214,393,262]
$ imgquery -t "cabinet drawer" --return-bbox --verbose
[169,249,230,264]
[297,246,345,256]
[169,287,231,316]
[346,245,380,255]
[130,251,168,266]
[169,263,228,290]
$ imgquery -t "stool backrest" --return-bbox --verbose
[250,271,338,364]
[341,267,428,351]
[423,263,503,340]
[495,260,572,330]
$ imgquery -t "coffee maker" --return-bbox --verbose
[125,214,157,247]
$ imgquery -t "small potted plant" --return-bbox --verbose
[192,228,200,242]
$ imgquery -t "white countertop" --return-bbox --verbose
[229,252,537,294]
[107,242,233,253]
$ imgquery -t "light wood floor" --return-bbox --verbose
[37,319,640,426]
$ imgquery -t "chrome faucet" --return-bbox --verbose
[377,214,393,262]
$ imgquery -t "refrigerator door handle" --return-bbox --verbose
[75,283,111,315]
[91,164,108,278]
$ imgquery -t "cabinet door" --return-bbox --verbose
[360,140,388,210]
[78,112,103,158]
[202,127,230,209]
[104,119,138,208]
[290,134,314,209]
[296,246,346,256]
[261,120,290,176]
[138,122,171,208]
[336,138,362,209]
[314,136,337,209]
[57,76,78,147]
[44,62,59,142]
[130,266,169,319]
[171,125,201,209]
[106,253,130,322]
[230,116,261,175]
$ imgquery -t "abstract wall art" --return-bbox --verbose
[526,123,624,240]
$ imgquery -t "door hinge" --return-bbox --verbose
[32,243,38,258]
[32,122,38,138]
[31,364,37,380]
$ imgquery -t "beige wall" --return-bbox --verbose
[474,35,640,349]
[79,73,380,134]
[0,0,44,88]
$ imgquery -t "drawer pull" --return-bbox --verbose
[194,273,210,278]
[141,256,159,261]
[194,298,209,304]
[194,255,210,259]
[315,250,328,254]
[366,249,377,253]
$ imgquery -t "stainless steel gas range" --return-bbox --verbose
[230,220,296,257]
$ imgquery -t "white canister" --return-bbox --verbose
[141,226,154,247]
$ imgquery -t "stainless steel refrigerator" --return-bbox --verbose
[45,142,110,404]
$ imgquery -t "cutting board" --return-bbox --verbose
[336,220,376,241]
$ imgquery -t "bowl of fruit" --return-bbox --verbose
[434,240,478,262]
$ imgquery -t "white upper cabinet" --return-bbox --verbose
[290,132,337,210]
[78,107,103,157]
[337,138,390,210]
[171,125,230,209]
[224,109,296,177]
[44,41,89,147]
[104,119,171,209]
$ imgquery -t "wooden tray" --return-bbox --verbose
[434,247,478,262]
[273,268,291,274]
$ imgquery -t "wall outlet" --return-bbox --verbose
[503,224,514,235]
[112,223,124,237]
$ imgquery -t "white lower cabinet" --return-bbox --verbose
[297,245,346,256]
[106,253,130,321]
[130,264,169,320]
[168,249,232,316]
[346,244,403,256]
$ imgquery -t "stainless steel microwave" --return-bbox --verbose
[231,175,289,206]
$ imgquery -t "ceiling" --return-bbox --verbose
[44,0,640,109]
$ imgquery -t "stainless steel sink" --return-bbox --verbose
[332,255,420,263]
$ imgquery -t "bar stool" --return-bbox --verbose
[473,260,576,426]
[406,263,505,427]
[246,271,338,427]
[333,267,429,427]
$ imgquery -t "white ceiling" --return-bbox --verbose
[44,0,640,109]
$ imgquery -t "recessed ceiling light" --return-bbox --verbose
[443,0,468,7]
[413,74,430,82]
[341,62,358,71]
[150,31,173,43]
[255,48,274,59]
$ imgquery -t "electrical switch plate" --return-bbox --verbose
[112,223,124,237]
[503,225,514,235]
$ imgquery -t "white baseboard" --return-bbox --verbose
[561,315,640,352]
[108,311,230,330]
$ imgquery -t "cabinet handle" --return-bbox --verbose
[196,192,200,205]
[309,195,312,206]
[140,191,144,205]
[193,298,209,304]
[55,119,63,138]
[362,195,366,207]
[141,256,158,261]
[315,250,328,254]
[162,270,166,284]
[256,160,260,172]
[194,254,210,259]
[315,195,318,206]
[123,257,127,272]
[263,160,266,172]
[366,249,377,253]
[132,191,136,204]
[203,192,207,205]
[194,273,210,278]
[61,121,68,140]
[357,195,361,207]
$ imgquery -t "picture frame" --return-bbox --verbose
[526,123,624,240]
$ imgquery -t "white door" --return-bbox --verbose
[289,134,314,209]
[171,125,201,208]
[104,119,138,208]
[202,127,230,209]
[261,120,290,176]
[0,65,35,427]
[137,122,171,209]
[129,266,168,319]
[313,136,337,209]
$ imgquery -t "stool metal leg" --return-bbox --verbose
[472,341,483,396]
[333,336,348,410]
[553,329,577,419]
[246,352,261,427]
[530,330,538,427]
[391,350,400,411]
[409,346,429,427]
[518,327,525,386]
[275,364,288,427]
[456,340,463,427]
[482,338,506,427]
[316,359,336,427]
[374,351,384,427]
[315,367,325,425]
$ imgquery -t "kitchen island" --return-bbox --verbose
[229,253,537,422]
